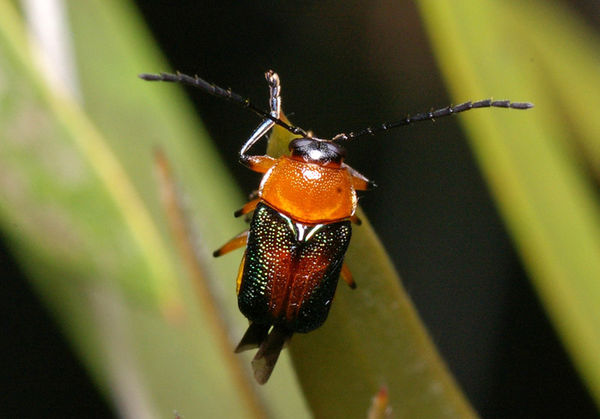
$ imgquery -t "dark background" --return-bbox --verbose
[3,1,599,417]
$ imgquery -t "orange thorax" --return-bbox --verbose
[259,156,356,224]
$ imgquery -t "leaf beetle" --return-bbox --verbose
[140,70,532,383]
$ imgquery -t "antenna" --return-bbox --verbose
[332,99,533,142]
[138,72,308,137]
[140,71,533,144]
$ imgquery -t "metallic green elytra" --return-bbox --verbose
[239,202,352,334]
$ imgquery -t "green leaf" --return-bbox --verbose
[416,0,600,408]
[289,214,477,417]
[0,0,307,417]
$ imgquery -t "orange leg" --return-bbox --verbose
[234,198,260,218]
[350,215,362,225]
[340,262,356,289]
[241,155,277,173]
[346,164,377,191]
[236,252,247,294]
[213,230,249,257]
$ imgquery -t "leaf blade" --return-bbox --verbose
[416,0,600,407]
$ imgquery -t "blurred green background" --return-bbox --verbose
[2,0,599,417]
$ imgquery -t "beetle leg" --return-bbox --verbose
[239,71,282,165]
[240,155,277,173]
[251,325,292,385]
[344,163,377,191]
[234,198,260,217]
[350,215,362,225]
[213,230,249,257]
[235,322,270,353]
[235,252,246,294]
[341,262,356,289]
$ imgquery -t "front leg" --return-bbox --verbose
[240,155,276,173]
[239,71,283,163]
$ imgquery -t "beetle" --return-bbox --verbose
[140,70,532,383]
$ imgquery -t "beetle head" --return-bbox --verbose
[289,138,346,166]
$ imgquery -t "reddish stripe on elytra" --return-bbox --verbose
[266,245,332,324]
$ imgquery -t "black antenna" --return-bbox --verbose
[332,99,533,142]
[139,72,309,137]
